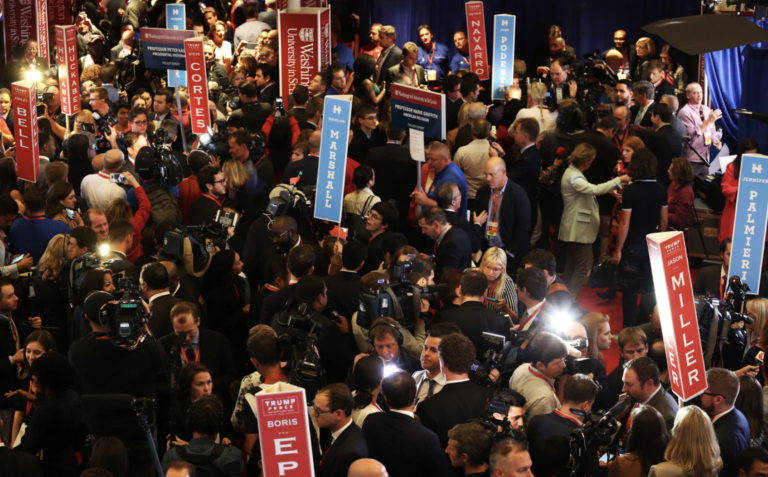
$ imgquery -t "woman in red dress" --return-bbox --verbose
[720,138,759,243]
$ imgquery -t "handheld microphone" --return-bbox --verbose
[170,331,188,356]
[756,351,764,371]
[599,401,628,425]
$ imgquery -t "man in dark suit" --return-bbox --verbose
[158,302,237,396]
[629,81,655,128]
[645,103,683,188]
[446,76,481,133]
[703,368,750,477]
[0,439,42,477]
[417,207,472,281]
[622,357,678,433]
[324,241,366,319]
[363,371,453,477]
[189,166,226,226]
[506,118,542,228]
[375,26,402,84]
[416,333,494,449]
[434,270,511,360]
[385,43,427,90]
[283,131,321,189]
[140,263,182,339]
[659,95,687,139]
[366,127,417,224]
[649,60,675,99]
[606,327,649,404]
[360,204,400,275]
[527,375,599,447]
[257,0,277,29]
[694,239,731,299]
[602,30,636,77]
[473,157,531,271]
[348,104,381,164]
[0,278,24,444]
[260,244,317,326]
[229,81,272,133]
[436,183,481,254]
[313,383,368,477]
[255,65,278,106]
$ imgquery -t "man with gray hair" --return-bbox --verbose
[659,94,687,138]
[702,367,750,477]
[489,438,533,477]
[454,118,492,210]
[454,101,489,152]
[630,80,655,127]
[80,149,129,210]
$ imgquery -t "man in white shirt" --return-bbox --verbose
[80,149,129,210]
[412,326,451,402]
[454,119,491,210]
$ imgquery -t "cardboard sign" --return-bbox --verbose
[314,97,352,223]
[256,390,315,477]
[728,154,768,293]
[491,15,515,100]
[465,1,490,80]
[409,129,425,162]
[184,38,211,134]
[12,81,40,183]
[55,26,81,116]
[647,232,707,401]
[390,84,446,140]
[166,4,188,87]
[3,0,37,66]
[48,0,73,35]
[277,7,331,97]
[140,28,197,70]
[36,0,49,64]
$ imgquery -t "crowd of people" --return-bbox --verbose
[0,1,764,477]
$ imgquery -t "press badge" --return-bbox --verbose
[704,130,712,146]
[487,221,499,237]
[427,69,437,82]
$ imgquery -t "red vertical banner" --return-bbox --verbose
[56,26,81,116]
[3,0,36,65]
[184,38,211,134]
[256,390,316,477]
[12,81,40,183]
[36,0,50,64]
[48,0,73,35]
[465,1,490,81]
[647,232,707,402]
[277,7,331,97]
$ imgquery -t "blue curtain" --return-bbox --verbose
[704,48,743,152]
[740,45,768,154]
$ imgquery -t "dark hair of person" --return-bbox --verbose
[733,137,759,179]
[492,388,527,408]
[81,469,115,477]
[371,201,399,229]
[517,266,547,301]
[528,332,567,368]
[23,185,46,213]
[735,375,765,441]
[319,383,354,417]
[652,103,672,123]
[342,241,368,270]
[446,422,494,467]
[176,361,211,411]
[247,331,280,366]
[296,274,325,305]
[353,355,385,410]
[563,374,599,403]
[186,394,224,436]
[353,165,374,190]
[187,151,211,175]
[20,330,57,379]
[203,250,238,292]
[438,269,464,304]
[196,165,220,193]
[31,352,75,393]
[287,244,316,278]
[438,333,476,374]
[381,371,416,409]
[720,237,732,254]
[670,157,694,186]
[386,126,405,141]
[108,219,133,244]
[738,447,768,474]
[442,75,461,95]
[624,356,660,386]
[0,194,19,216]
[77,268,112,306]
[353,54,378,85]
[627,148,657,180]
[264,254,288,286]
[139,226,157,257]
[625,405,670,477]
[418,206,447,226]
[522,250,556,276]
[90,437,128,477]
[71,226,98,253]
[381,232,408,257]
[460,270,488,297]
[428,322,462,339]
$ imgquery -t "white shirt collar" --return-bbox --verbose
[712,406,734,424]
[331,418,354,442]
[171,283,181,296]
[642,384,663,405]
[148,290,171,303]
[391,409,415,418]
[444,377,469,385]
[521,143,535,154]
[436,225,453,246]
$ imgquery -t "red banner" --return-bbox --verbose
[647,232,707,402]
[36,0,49,64]
[56,26,80,116]
[184,38,211,134]
[48,0,73,34]
[277,8,331,97]
[12,81,40,183]
[256,390,315,477]
[3,0,36,65]
[465,1,490,81]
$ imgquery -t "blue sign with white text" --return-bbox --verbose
[167,4,187,87]
[491,15,515,101]
[728,154,768,294]
[314,97,352,223]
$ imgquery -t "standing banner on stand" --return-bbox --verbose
[465,1,489,81]
[728,153,768,293]
[255,389,315,477]
[167,4,187,87]
[3,0,37,66]
[277,7,331,97]
[140,28,196,70]
[48,0,73,34]
[12,81,40,183]
[491,15,515,100]
[55,26,81,116]
[35,0,49,64]
[314,97,352,223]
[185,38,211,134]
[647,231,707,401]
[390,84,446,140]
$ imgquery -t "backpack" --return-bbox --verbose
[345,194,376,241]
[144,184,183,227]
[175,444,230,477]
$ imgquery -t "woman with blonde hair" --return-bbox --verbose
[634,37,656,82]
[447,102,472,154]
[742,298,768,385]
[479,247,518,320]
[74,110,95,134]
[581,313,612,363]
[222,160,249,193]
[515,82,558,133]
[33,235,70,350]
[649,405,722,477]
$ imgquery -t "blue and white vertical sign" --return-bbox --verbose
[314,97,351,223]
[166,4,187,87]
[728,154,768,293]
[491,15,516,100]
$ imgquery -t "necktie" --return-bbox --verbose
[426,379,437,399]
[185,346,195,361]
[634,107,644,125]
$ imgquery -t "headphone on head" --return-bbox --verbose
[368,321,404,348]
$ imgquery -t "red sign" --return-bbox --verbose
[184,38,211,134]
[48,0,73,35]
[465,1,490,81]
[277,8,331,97]
[256,390,315,477]
[647,232,707,401]
[55,26,80,116]
[3,0,36,65]
[12,81,40,183]
[36,0,49,64]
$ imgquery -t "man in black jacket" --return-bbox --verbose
[649,60,675,99]
[702,368,750,477]
[366,127,417,225]
[446,75,480,132]
[629,81,655,128]
[418,207,472,281]
[436,183,481,254]
[416,333,494,449]
[360,203,400,274]
[283,131,321,189]
[0,278,23,444]
[693,238,730,299]
[434,270,510,360]
[264,216,328,280]
[363,371,454,477]
[472,157,531,271]
[505,118,541,228]
[324,241,366,319]
[188,165,226,226]
[229,81,272,133]
[313,383,368,477]
[375,26,402,84]
[348,104,381,164]
[645,103,683,188]
[260,244,316,326]
[140,262,182,338]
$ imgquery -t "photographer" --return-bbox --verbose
[509,331,567,424]
[68,291,165,477]
[527,374,598,446]
[357,317,421,376]
[229,81,272,132]
[445,422,494,476]
[546,59,578,102]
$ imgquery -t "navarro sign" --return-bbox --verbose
[465,1,490,81]
[277,7,331,97]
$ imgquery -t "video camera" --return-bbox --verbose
[92,111,119,137]
[150,128,184,187]
[474,332,515,387]
[569,402,626,477]
[160,210,237,275]
[93,278,148,349]
[277,303,327,402]
[357,258,448,329]
[67,253,129,308]
[697,275,753,369]
[469,398,526,444]
[197,128,266,164]
[563,337,592,376]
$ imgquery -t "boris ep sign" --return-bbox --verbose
[728,154,768,294]
[314,97,352,223]
[465,1,489,81]
[647,232,706,401]
[390,84,446,140]
[256,390,315,477]
[491,15,515,100]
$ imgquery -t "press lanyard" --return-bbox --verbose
[528,365,555,392]
[554,410,582,427]
[181,345,200,364]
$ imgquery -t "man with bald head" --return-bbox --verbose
[411,142,469,219]
[603,30,635,79]
[472,156,531,271]
[612,106,653,151]
[283,130,322,189]
[80,149,128,211]
[659,94,687,139]
[348,459,389,477]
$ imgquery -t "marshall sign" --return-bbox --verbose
[278,7,331,97]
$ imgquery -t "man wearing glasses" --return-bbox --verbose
[312,383,368,477]
[702,368,750,477]
[620,356,678,433]
[189,165,227,226]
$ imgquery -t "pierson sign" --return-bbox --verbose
[465,1,490,81]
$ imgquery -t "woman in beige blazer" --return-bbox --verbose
[559,143,629,298]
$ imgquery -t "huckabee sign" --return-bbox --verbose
[465,1,490,81]
[256,390,315,477]
[167,4,187,87]
[277,8,331,97]
[36,0,49,64]
[314,97,352,223]
[3,0,37,66]
[184,38,211,134]
[728,154,768,294]
[647,231,707,402]
[12,81,40,183]
[55,26,81,116]
[491,15,515,100]
[390,84,446,140]
[140,28,197,70]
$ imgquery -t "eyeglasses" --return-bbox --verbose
[369,213,382,221]
[133,120,147,125]
[312,405,334,415]
[213,179,227,184]
[270,230,288,239]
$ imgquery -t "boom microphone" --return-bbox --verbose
[600,401,627,423]
[169,332,188,356]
